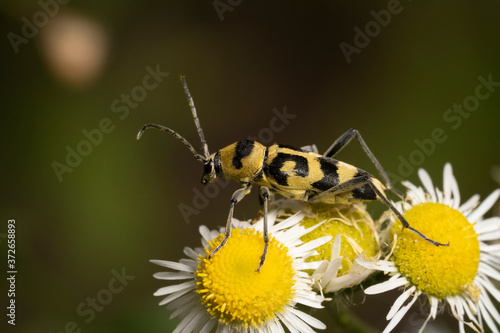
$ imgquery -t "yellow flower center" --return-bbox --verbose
[393,202,480,299]
[301,204,379,276]
[195,228,295,329]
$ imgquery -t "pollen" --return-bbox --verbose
[195,228,296,328]
[301,204,379,276]
[393,202,480,299]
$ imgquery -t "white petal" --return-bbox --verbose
[173,305,206,333]
[168,294,199,318]
[365,276,408,295]
[357,259,398,272]
[468,189,500,223]
[294,294,324,308]
[214,325,226,333]
[402,181,426,204]
[318,234,342,284]
[290,222,328,244]
[199,318,217,333]
[444,163,460,209]
[464,292,479,316]
[311,260,328,276]
[331,234,341,258]
[460,194,481,215]
[444,163,461,208]
[448,295,465,322]
[266,210,279,229]
[418,296,438,333]
[443,163,453,204]
[180,309,211,333]
[160,289,194,307]
[479,293,500,332]
[461,297,480,329]
[150,260,195,273]
[288,307,326,330]
[478,229,500,242]
[198,225,213,243]
[429,296,438,319]
[449,295,482,333]
[296,235,332,253]
[183,246,202,260]
[419,168,436,202]
[271,318,285,333]
[272,212,304,231]
[387,286,417,320]
[474,216,500,234]
[179,258,197,267]
[321,258,342,290]
[280,311,314,333]
[458,321,465,333]
[436,187,444,204]
[479,302,499,333]
[382,291,419,333]
[153,272,193,280]
[166,292,198,311]
[263,317,284,333]
[300,261,324,270]
[325,257,375,293]
[478,262,500,281]
[276,312,301,333]
[154,281,195,296]
[480,242,500,253]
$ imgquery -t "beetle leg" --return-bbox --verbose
[323,128,404,199]
[257,186,270,272]
[209,183,252,258]
[309,176,449,247]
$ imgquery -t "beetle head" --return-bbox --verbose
[201,152,221,184]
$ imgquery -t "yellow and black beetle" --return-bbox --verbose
[138,76,448,271]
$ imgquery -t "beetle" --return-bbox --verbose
[137,75,448,271]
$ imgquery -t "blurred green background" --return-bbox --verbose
[1,1,500,332]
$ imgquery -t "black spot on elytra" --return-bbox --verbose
[311,158,340,191]
[351,170,377,200]
[268,153,309,186]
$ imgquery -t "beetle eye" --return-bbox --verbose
[201,161,216,184]
[204,161,213,175]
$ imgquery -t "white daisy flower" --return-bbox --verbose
[360,163,500,333]
[151,209,332,332]
[298,203,380,293]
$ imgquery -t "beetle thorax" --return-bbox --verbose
[219,140,266,183]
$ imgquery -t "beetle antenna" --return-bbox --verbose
[180,75,210,159]
[137,124,207,163]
